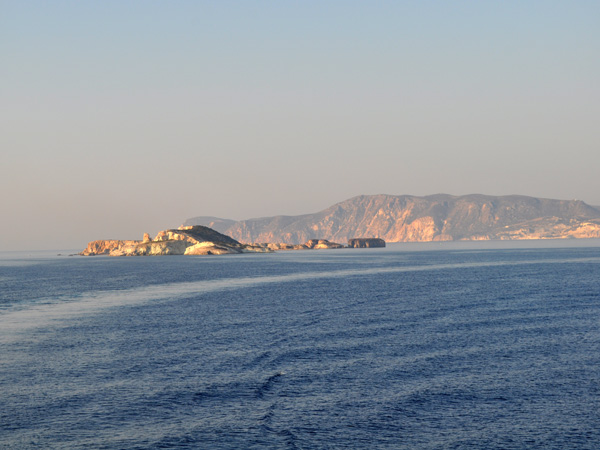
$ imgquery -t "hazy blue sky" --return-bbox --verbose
[2,1,599,251]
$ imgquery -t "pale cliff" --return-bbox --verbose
[81,225,270,256]
[184,194,600,243]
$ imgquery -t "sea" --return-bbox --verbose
[1,240,599,450]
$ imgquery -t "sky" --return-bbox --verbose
[1,1,599,251]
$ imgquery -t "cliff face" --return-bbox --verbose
[81,240,139,256]
[185,194,600,244]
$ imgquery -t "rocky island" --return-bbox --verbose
[81,225,267,256]
[81,226,352,256]
[348,238,386,248]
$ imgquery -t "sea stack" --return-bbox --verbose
[348,238,386,248]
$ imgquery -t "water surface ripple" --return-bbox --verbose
[1,247,599,449]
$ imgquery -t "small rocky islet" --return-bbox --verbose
[80,225,385,256]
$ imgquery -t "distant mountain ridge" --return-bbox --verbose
[184,194,600,244]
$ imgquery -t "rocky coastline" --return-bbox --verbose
[81,226,376,257]
[80,226,254,256]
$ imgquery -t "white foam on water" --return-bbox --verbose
[1,257,598,343]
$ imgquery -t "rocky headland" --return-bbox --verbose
[184,194,600,243]
[81,225,268,256]
[81,226,350,256]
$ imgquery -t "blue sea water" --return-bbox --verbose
[1,242,599,449]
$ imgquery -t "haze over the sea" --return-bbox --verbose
[2,1,599,251]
